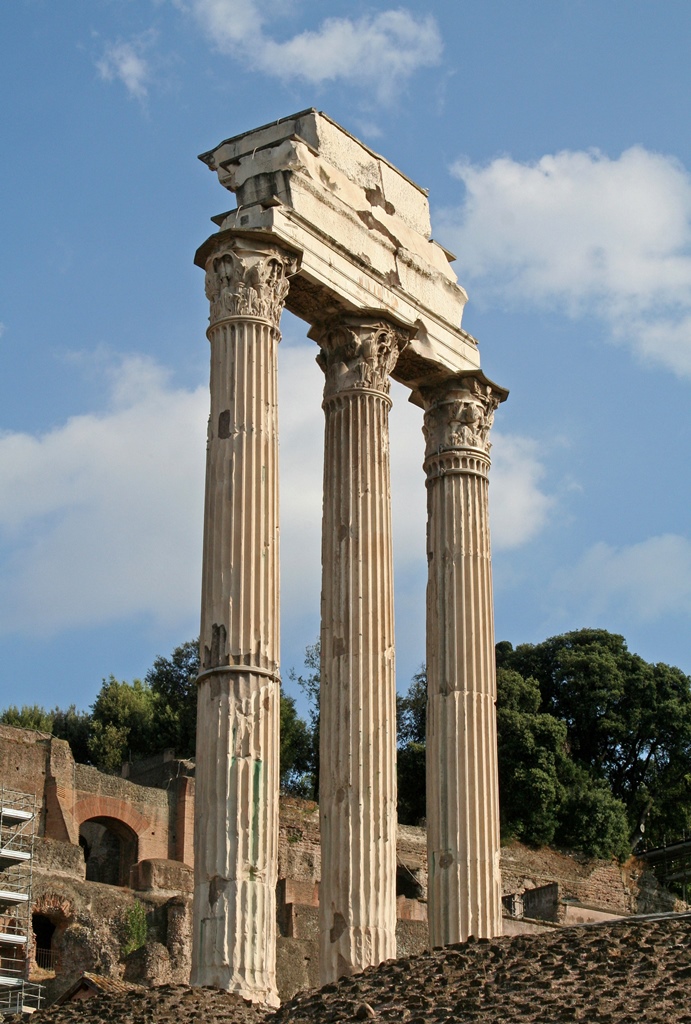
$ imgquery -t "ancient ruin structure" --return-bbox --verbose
[0,725,684,1007]
[192,110,508,1004]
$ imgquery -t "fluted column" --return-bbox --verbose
[191,239,296,1006]
[316,316,409,984]
[421,373,507,947]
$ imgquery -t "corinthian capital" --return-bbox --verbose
[314,317,410,400]
[204,243,298,329]
[421,373,508,459]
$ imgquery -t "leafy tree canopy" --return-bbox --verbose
[1,704,54,734]
[1,703,91,764]
[89,676,158,773]
[4,627,688,863]
[393,628,688,859]
[397,667,426,746]
[495,668,569,848]
[145,638,200,758]
[289,640,320,800]
[1,638,319,791]
[499,628,691,849]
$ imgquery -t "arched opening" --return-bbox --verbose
[32,914,56,971]
[79,817,138,887]
[31,895,73,979]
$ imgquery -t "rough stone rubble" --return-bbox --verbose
[32,914,691,1024]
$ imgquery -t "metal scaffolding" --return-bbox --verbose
[0,788,43,1015]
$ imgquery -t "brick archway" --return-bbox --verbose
[73,796,154,886]
[73,796,151,837]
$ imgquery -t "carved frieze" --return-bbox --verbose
[204,244,297,328]
[315,318,410,400]
[422,375,505,460]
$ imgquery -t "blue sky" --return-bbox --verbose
[1,0,690,721]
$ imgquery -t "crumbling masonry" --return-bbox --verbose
[192,110,508,1005]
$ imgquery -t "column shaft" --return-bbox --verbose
[192,242,294,1006]
[317,319,407,984]
[422,377,506,947]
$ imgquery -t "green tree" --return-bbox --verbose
[89,676,157,773]
[145,638,200,758]
[496,668,568,847]
[555,767,630,860]
[51,705,92,764]
[397,742,426,826]
[289,640,320,800]
[279,693,314,797]
[397,666,426,745]
[1,705,54,733]
[121,900,148,957]
[394,655,636,859]
[396,666,427,825]
[0,704,92,764]
[501,629,691,848]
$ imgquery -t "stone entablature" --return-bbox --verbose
[196,109,480,395]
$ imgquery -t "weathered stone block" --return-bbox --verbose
[130,858,193,894]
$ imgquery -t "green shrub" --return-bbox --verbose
[122,900,148,957]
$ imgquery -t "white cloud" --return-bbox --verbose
[0,342,552,641]
[181,0,264,50]
[181,0,442,100]
[438,146,691,378]
[0,356,207,634]
[556,534,691,623]
[257,11,442,100]
[97,39,152,99]
[490,434,555,550]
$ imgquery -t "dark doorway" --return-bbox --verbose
[32,913,56,971]
[79,818,138,887]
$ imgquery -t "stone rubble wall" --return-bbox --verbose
[34,914,691,1024]
[30,871,192,1006]
[0,726,684,1005]
[499,841,683,916]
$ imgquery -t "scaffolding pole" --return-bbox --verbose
[0,788,43,1015]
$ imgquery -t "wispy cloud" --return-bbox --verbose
[257,10,442,101]
[490,434,556,550]
[179,0,442,101]
[0,356,207,634]
[0,341,551,640]
[438,146,691,378]
[96,37,153,100]
[555,534,691,623]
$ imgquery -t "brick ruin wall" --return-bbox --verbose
[0,725,684,1004]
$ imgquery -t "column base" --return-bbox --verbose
[190,975,279,1010]
[320,922,396,986]
[191,880,279,1007]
